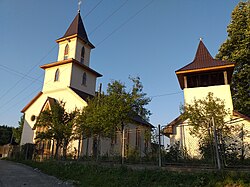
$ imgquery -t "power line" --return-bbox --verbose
[150,91,182,98]
[0,64,41,82]
[96,0,156,47]
[0,1,157,116]
[0,66,71,115]
[84,0,104,19]
[0,44,57,101]
[89,0,129,36]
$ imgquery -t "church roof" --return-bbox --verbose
[40,58,102,77]
[56,12,95,49]
[176,40,235,89]
[131,115,154,128]
[163,111,250,137]
[70,87,94,100]
[176,41,235,73]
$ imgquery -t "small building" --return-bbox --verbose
[20,11,153,159]
[163,40,250,158]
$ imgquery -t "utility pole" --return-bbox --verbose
[158,124,162,167]
[212,117,221,170]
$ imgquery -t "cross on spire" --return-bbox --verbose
[78,0,82,13]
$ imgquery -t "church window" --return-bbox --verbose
[81,46,85,64]
[54,69,60,82]
[31,115,36,121]
[136,128,141,148]
[82,72,87,85]
[64,44,69,60]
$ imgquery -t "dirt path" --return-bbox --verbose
[0,160,74,187]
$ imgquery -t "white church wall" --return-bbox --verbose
[57,38,77,61]
[184,85,234,116]
[75,39,91,67]
[70,64,96,96]
[42,63,72,92]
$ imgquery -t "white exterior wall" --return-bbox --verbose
[184,85,233,112]
[57,38,91,67]
[70,64,96,95]
[170,122,201,158]
[57,38,77,61]
[42,63,72,92]
[75,39,91,67]
[20,88,88,147]
[79,123,152,157]
[169,85,235,157]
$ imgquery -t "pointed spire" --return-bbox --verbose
[57,12,95,48]
[193,40,214,63]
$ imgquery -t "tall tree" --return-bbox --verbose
[77,77,151,157]
[34,101,76,159]
[216,1,250,117]
[181,92,231,165]
[13,115,24,144]
[0,125,12,145]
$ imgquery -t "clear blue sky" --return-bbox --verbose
[0,0,239,128]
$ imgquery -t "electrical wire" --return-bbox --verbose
[89,0,129,36]
[96,0,156,47]
[150,91,182,98]
[0,44,57,100]
[0,0,157,117]
[84,0,104,19]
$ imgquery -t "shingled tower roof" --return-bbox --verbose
[56,12,95,48]
[176,40,234,72]
[176,40,235,89]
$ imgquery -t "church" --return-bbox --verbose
[20,11,153,158]
[163,40,250,158]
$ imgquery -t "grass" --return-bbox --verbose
[13,160,250,187]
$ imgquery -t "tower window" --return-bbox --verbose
[82,72,87,85]
[64,44,69,60]
[81,46,85,64]
[187,71,224,88]
[54,69,60,82]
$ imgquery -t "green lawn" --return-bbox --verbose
[16,160,250,187]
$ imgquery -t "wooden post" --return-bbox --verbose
[184,76,188,88]
[212,117,221,170]
[121,124,125,165]
[158,124,162,167]
[223,71,228,85]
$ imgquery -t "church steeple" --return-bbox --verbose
[55,12,94,66]
[41,12,102,96]
[56,12,94,49]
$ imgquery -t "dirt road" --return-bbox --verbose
[0,160,74,187]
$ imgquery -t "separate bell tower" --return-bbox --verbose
[176,40,235,112]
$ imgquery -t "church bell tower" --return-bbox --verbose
[40,11,102,96]
[176,40,235,111]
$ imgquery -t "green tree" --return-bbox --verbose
[34,101,77,159]
[13,115,24,144]
[0,125,12,145]
[181,92,230,162]
[77,77,151,158]
[216,1,250,117]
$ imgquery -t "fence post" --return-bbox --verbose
[212,117,221,170]
[121,123,125,165]
[158,124,162,167]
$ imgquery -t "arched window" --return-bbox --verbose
[54,69,59,82]
[64,44,69,60]
[82,72,87,85]
[81,46,85,64]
